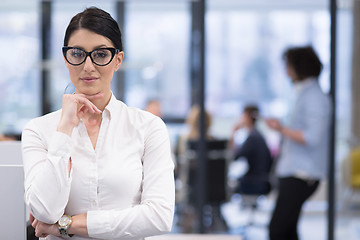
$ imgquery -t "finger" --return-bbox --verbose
[76,97,102,114]
[29,213,34,224]
[78,103,98,115]
[35,228,45,238]
[75,93,104,113]
[32,219,38,228]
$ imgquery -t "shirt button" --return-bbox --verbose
[92,158,96,163]
[92,178,97,184]
[92,200,97,206]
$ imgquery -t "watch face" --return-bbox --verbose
[59,215,71,227]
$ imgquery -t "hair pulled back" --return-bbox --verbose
[63,7,123,51]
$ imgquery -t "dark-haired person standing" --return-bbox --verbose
[22,7,174,240]
[265,46,331,240]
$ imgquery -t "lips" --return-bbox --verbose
[80,76,98,83]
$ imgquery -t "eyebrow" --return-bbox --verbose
[70,44,112,50]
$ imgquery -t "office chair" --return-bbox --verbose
[185,139,230,232]
[232,157,275,239]
[341,147,360,209]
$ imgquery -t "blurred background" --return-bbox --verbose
[1,0,359,239]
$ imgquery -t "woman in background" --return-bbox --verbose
[266,46,331,240]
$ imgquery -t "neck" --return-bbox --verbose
[247,125,254,131]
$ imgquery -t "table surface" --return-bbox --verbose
[146,234,242,240]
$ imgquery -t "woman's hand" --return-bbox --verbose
[265,118,305,144]
[265,118,283,131]
[232,118,245,133]
[57,93,104,136]
[30,213,60,238]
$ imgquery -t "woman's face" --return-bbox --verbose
[65,29,124,97]
[241,111,253,128]
[286,62,299,83]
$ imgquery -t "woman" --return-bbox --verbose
[22,7,175,239]
[230,105,272,195]
[266,46,331,240]
[174,105,213,232]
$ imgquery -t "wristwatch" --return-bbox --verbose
[58,214,73,238]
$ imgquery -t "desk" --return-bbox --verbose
[0,141,26,240]
[147,234,242,240]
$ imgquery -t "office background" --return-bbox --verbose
[0,0,358,239]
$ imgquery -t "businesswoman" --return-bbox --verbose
[22,7,175,239]
[266,46,331,240]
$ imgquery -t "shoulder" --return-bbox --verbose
[247,129,266,144]
[23,110,61,136]
[113,100,166,132]
[302,82,331,106]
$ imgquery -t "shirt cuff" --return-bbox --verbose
[87,210,113,239]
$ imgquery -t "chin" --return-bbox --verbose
[77,88,100,95]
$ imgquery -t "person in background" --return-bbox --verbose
[22,7,174,240]
[265,46,331,240]
[230,105,272,195]
[145,99,163,118]
[175,104,213,192]
[0,133,18,141]
[174,104,213,232]
[184,104,213,141]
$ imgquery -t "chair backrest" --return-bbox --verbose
[0,141,26,240]
[351,148,360,188]
[186,139,229,204]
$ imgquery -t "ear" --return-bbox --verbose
[114,51,124,72]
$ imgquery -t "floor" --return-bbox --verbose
[173,192,360,240]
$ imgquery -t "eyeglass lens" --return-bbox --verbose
[65,48,113,66]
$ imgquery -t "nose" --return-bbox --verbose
[83,55,96,72]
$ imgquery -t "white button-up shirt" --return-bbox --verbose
[22,94,175,240]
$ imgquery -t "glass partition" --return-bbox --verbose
[0,0,40,135]
[124,1,191,118]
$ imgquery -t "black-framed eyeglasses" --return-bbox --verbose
[62,47,120,66]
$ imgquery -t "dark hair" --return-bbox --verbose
[244,105,259,124]
[283,46,322,80]
[63,7,123,51]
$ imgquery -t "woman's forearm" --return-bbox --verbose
[68,213,88,237]
[281,127,305,144]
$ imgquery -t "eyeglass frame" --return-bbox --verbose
[62,47,120,66]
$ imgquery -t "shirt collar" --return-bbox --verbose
[294,77,316,94]
[104,93,118,120]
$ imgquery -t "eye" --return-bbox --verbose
[93,50,109,59]
[70,49,85,58]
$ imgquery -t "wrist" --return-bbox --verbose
[68,213,88,237]
[279,125,285,135]
[57,122,75,137]
[58,214,73,238]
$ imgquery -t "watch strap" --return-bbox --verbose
[59,228,73,238]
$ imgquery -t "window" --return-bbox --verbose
[0,1,40,134]
[124,1,191,118]
[206,1,332,148]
